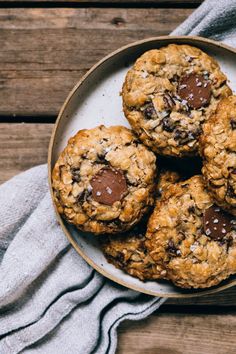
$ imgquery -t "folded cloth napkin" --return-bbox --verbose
[1,1,236,353]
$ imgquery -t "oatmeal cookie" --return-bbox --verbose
[101,222,165,280]
[122,44,231,157]
[102,169,182,280]
[146,176,236,288]
[52,125,157,234]
[200,96,236,216]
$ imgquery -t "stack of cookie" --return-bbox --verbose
[52,44,236,289]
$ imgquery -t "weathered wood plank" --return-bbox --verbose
[0,123,52,183]
[0,8,192,117]
[2,122,236,306]
[167,286,236,305]
[117,312,236,354]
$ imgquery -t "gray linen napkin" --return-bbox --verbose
[1,1,236,352]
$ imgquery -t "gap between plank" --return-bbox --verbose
[0,1,201,9]
[159,305,236,314]
[0,115,56,124]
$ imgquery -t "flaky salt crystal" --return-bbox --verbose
[106,187,112,194]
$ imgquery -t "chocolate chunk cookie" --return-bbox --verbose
[122,44,231,157]
[102,169,182,280]
[52,125,157,234]
[200,96,236,216]
[145,176,236,288]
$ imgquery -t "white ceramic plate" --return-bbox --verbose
[48,36,236,298]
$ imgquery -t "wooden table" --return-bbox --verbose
[1,1,236,353]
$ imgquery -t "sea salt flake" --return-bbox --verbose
[206,228,211,236]
[96,191,101,196]
[185,55,193,62]
[141,71,148,78]
[87,184,93,192]
[106,187,112,194]
[159,110,169,119]
[222,228,227,234]
[213,218,219,224]
[190,244,198,252]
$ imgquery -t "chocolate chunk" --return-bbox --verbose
[178,73,211,109]
[91,167,127,206]
[174,128,201,145]
[162,117,175,132]
[71,168,80,182]
[174,129,193,144]
[227,184,236,198]
[220,236,233,251]
[77,189,90,203]
[143,103,156,119]
[170,74,179,83]
[116,252,125,264]
[96,153,109,165]
[107,253,124,267]
[230,119,236,129]
[203,205,235,240]
[188,206,195,213]
[174,129,188,141]
[166,240,179,256]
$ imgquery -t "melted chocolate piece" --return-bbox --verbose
[203,205,236,240]
[178,73,211,109]
[91,167,127,206]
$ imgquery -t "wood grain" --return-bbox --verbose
[117,311,236,354]
[1,122,236,305]
[0,8,192,118]
[0,123,52,183]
